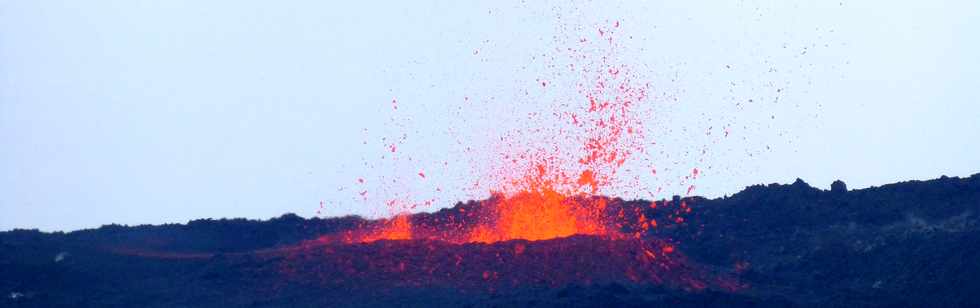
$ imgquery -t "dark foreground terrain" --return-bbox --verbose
[3,174,979,307]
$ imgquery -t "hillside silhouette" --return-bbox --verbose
[2,174,979,307]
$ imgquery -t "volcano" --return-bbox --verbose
[3,174,980,307]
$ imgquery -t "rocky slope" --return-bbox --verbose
[2,174,978,307]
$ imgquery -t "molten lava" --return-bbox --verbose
[466,190,608,243]
[340,190,612,244]
[357,214,413,242]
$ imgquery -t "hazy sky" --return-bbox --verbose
[2,1,978,231]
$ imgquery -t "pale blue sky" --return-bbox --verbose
[2,1,978,231]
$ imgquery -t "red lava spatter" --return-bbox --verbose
[282,19,737,293]
[340,19,690,245]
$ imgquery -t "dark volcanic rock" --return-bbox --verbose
[831,180,847,194]
[2,173,979,307]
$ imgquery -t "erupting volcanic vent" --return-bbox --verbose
[342,19,682,244]
[289,17,735,294]
[278,196,741,294]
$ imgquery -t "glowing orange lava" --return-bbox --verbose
[466,189,608,243]
[362,214,413,242]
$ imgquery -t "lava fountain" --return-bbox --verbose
[341,19,673,245]
[282,18,738,293]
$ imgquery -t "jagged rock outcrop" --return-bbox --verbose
[831,179,847,194]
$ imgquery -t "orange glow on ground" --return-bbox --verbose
[348,214,413,243]
[466,190,607,243]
